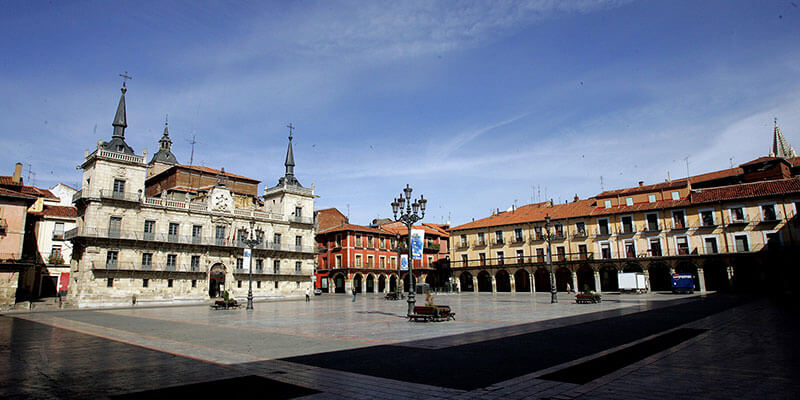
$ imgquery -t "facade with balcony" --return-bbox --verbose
[67,84,316,307]
[449,152,800,295]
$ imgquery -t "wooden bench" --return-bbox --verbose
[575,293,601,304]
[210,299,241,310]
[407,305,455,322]
[385,292,404,301]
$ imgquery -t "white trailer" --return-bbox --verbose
[618,272,648,293]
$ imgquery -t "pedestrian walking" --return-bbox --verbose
[566,282,572,293]
[305,288,310,302]
[352,287,357,302]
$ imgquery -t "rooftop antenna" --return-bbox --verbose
[186,132,203,165]
[600,176,604,191]
[729,157,734,169]
[684,156,690,178]
[537,185,541,203]
[346,203,350,221]
[26,164,36,186]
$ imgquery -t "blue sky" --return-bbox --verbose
[1,0,799,226]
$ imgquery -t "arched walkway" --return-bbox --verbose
[495,270,511,292]
[333,273,346,293]
[648,262,672,291]
[353,273,363,293]
[366,274,375,293]
[703,260,729,291]
[576,265,595,292]
[599,265,618,291]
[555,267,571,292]
[389,275,398,292]
[208,263,226,298]
[378,275,387,292]
[459,271,475,292]
[675,261,700,291]
[514,269,531,292]
[534,268,551,292]
[477,271,492,292]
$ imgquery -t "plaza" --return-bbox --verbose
[2,292,798,399]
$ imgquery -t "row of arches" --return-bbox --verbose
[328,272,435,294]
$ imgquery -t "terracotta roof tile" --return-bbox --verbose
[0,187,37,200]
[319,223,391,236]
[690,178,800,203]
[41,205,77,217]
[450,199,597,231]
[180,165,259,182]
[0,176,21,186]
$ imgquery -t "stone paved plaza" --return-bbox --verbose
[2,292,799,399]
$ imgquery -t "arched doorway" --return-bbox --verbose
[389,275,398,292]
[555,267,571,291]
[378,275,387,292]
[459,271,474,292]
[366,274,375,293]
[477,271,492,292]
[208,263,226,298]
[495,270,511,292]
[577,265,595,292]
[534,268,551,292]
[648,262,672,291]
[334,273,346,293]
[514,269,530,292]
[599,265,618,291]
[675,261,699,291]
[353,273,363,293]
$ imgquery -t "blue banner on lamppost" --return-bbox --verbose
[400,254,409,271]
[411,229,424,260]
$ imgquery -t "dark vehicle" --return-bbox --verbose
[671,273,694,294]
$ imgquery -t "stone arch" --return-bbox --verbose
[389,274,398,292]
[576,264,595,292]
[208,263,226,298]
[333,272,346,294]
[366,274,375,293]
[534,268,551,292]
[599,264,619,291]
[647,262,672,292]
[477,270,493,292]
[623,262,643,273]
[555,266,571,292]
[514,269,531,292]
[495,269,511,292]
[378,274,387,292]
[353,273,363,293]
[459,271,475,292]
[675,261,700,291]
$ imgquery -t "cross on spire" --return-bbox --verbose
[119,71,132,88]
[286,123,295,140]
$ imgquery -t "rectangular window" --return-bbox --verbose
[50,245,62,260]
[142,253,153,269]
[761,204,777,221]
[367,236,373,248]
[704,237,719,254]
[391,238,396,248]
[496,251,504,265]
[575,222,586,237]
[257,281,261,289]
[192,279,197,288]
[554,224,563,238]
[648,194,656,203]
[295,235,303,251]
[215,225,226,245]
[256,259,263,272]
[626,197,633,206]
[729,206,746,223]
[604,199,612,209]
[355,255,362,267]
[53,222,65,239]
[556,246,566,261]
[273,260,280,273]
[649,238,662,257]
[495,231,504,244]
[108,217,122,238]
[621,216,634,234]
[390,257,396,268]
[192,225,202,243]
[336,255,342,267]
[676,236,689,255]
[535,248,544,262]
[167,254,177,270]
[367,255,374,267]
[275,281,279,289]
[295,261,302,273]
[113,179,125,196]
[734,234,749,252]
[624,240,636,258]
[533,227,542,241]
[700,210,715,226]
[514,228,523,242]
[295,206,302,219]
[107,278,113,287]
[168,222,180,242]
[578,244,588,259]
[143,220,155,240]
[168,279,173,288]
[600,242,612,259]
[479,253,486,266]
[598,218,610,236]
[460,234,467,247]
[236,257,244,270]
[461,254,468,266]
[273,233,281,245]
[671,191,680,200]
[646,213,659,231]
[477,232,486,245]
[191,255,200,271]
[380,238,385,249]
[335,234,342,247]
[765,232,781,249]
[143,278,149,288]
[238,280,242,288]
[672,210,686,229]
[516,249,524,263]
[379,257,385,268]
[106,250,118,268]
[355,235,362,247]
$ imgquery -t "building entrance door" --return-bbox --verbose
[209,263,226,298]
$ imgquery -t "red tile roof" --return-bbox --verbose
[690,178,800,203]
[0,176,22,186]
[318,223,392,236]
[450,199,597,231]
[180,165,259,182]
[381,223,450,238]
[0,187,37,200]
[19,186,58,200]
[41,205,77,217]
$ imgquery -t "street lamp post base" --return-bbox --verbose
[246,291,254,310]
[551,291,558,304]
[407,291,416,315]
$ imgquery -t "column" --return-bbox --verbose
[472,276,479,294]
[643,269,651,293]
[361,277,366,294]
[510,275,516,292]
[594,270,602,293]
[491,275,497,293]
[571,271,578,293]
[697,267,707,293]
[530,272,535,294]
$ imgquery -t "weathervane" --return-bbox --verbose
[119,71,132,88]
[286,123,295,140]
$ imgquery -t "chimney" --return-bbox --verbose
[573,194,579,202]
[12,162,22,184]
[638,181,644,187]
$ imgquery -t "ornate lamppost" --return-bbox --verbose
[391,184,427,315]
[242,219,264,310]
[545,215,557,303]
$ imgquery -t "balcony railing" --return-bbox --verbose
[474,239,487,247]
[100,189,141,202]
[68,227,316,253]
[92,261,206,273]
[728,215,749,225]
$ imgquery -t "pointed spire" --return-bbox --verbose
[277,123,302,187]
[112,84,127,139]
[159,116,172,150]
[149,114,179,165]
[772,118,797,158]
